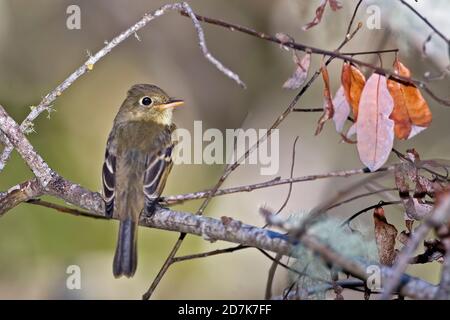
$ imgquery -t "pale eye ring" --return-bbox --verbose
[140,96,153,106]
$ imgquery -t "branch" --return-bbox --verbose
[179,8,450,106]
[16,190,438,300]
[161,166,394,205]
[0,2,244,172]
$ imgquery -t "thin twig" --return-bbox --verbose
[181,3,245,88]
[171,244,247,263]
[340,201,401,228]
[142,233,186,300]
[292,107,323,112]
[275,136,300,215]
[26,199,107,220]
[346,0,364,37]
[162,166,395,205]
[326,188,399,211]
[265,137,299,299]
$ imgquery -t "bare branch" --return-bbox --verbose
[162,166,394,205]
[181,3,245,88]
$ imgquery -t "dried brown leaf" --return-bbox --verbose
[315,64,334,135]
[374,207,398,266]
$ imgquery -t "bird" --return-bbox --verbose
[102,84,184,278]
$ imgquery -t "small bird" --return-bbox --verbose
[102,84,183,278]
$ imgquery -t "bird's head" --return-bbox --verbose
[117,84,184,125]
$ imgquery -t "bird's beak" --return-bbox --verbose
[157,99,185,110]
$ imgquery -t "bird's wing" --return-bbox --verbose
[143,143,173,214]
[143,125,175,214]
[102,133,117,218]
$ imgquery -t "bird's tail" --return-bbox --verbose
[113,218,138,278]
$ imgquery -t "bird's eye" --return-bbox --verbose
[140,96,153,106]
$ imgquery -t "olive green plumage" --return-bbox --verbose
[102,84,183,278]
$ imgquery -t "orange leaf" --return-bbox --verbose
[356,74,394,172]
[374,207,398,266]
[341,62,365,120]
[315,64,334,135]
[387,58,432,140]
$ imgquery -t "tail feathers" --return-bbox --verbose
[113,218,138,278]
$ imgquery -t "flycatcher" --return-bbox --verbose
[102,84,183,278]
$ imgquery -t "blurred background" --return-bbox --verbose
[0,0,449,299]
